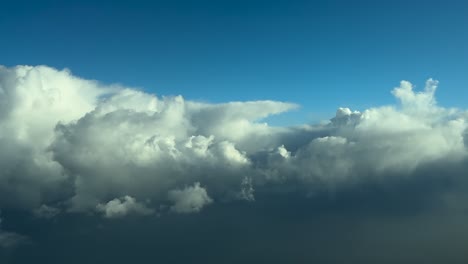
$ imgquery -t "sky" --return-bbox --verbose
[1,1,468,264]
[1,0,468,123]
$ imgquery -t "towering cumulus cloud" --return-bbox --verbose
[0,65,467,223]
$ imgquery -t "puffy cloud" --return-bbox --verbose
[0,64,467,221]
[168,183,213,213]
[96,196,154,218]
[0,65,113,209]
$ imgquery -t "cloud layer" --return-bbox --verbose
[0,65,467,221]
[2,65,468,263]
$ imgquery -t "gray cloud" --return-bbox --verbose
[0,231,28,248]
[96,196,154,218]
[33,205,60,219]
[0,215,29,248]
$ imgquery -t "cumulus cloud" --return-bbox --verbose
[168,182,213,213]
[0,65,113,210]
[0,65,467,222]
[96,196,154,218]
[257,79,467,187]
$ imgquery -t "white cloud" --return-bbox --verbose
[0,65,467,218]
[168,183,213,213]
[0,65,113,209]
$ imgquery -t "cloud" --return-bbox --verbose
[96,196,154,218]
[0,215,29,248]
[2,65,468,263]
[33,205,60,219]
[0,65,113,210]
[168,182,213,213]
[238,176,255,201]
[0,231,28,248]
[0,65,467,221]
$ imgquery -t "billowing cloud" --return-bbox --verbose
[168,182,213,213]
[0,65,113,210]
[0,65,467,221]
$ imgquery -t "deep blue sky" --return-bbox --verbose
[1,0,467,123]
